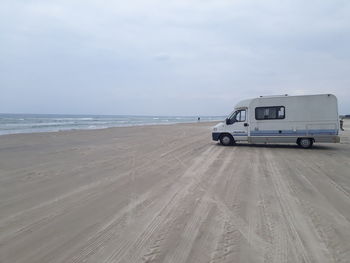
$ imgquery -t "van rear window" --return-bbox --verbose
[255,106,285,120]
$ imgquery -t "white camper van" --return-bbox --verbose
[212,94,340,148]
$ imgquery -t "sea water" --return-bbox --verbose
[0,114,224,135]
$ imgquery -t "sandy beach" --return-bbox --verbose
[0,121,350,263]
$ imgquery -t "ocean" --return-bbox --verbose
[0,114,223,135]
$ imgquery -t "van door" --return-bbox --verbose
[228,109,249,141]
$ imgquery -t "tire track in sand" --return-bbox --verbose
[66,145,221,263]
[264,149,326,263]
[109,145,225,263]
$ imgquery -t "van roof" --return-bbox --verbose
[234,94,336,109]
[257,94,334,98]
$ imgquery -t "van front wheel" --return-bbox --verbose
[297,138,313,149]
[220,134,234,146]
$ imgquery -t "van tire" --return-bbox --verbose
[220,134,234,146]
[297,138,313,148]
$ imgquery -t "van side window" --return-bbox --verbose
[240,110,246,121]
[235,110,246,122]
[255,106,285,120]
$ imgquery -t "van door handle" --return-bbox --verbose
[244,123,249,127]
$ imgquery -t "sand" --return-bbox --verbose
[0,121,350,263]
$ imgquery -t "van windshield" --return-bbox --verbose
[227,111,236,121]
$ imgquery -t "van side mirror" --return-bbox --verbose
[225,118,230,125]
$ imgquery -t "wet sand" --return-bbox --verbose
[0,121,350,263]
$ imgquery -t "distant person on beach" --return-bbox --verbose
[198,117,200,122]
[340,118,344,131]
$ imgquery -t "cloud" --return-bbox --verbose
[154,53,171,61]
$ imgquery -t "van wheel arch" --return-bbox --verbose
[219,133,234,146]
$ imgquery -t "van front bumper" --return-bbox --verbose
[212,132,221,141]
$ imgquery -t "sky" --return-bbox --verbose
[1,0,350,116]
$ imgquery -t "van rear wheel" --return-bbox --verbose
[297,138,313,148]
[220,134,234,146]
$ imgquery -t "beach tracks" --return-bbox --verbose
[1,122,350,263]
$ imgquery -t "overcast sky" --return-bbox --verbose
[1,0,349,116]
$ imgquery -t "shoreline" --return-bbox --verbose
[0,120,220,137]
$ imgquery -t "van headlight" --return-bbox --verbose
[213,128,217,131]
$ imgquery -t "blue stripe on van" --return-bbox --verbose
[232,133,248,136]
[250,129,338,136]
